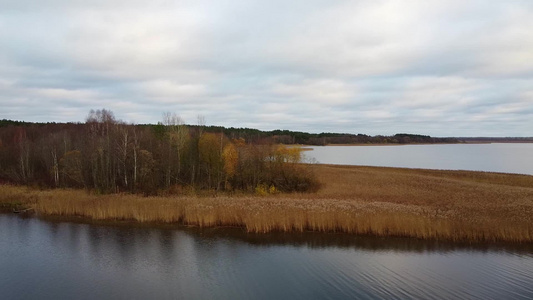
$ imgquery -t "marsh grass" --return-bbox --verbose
[2,165,532,242]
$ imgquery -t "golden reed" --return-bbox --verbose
[2,165,532,243]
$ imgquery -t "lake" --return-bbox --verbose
[1,214,532,299]
[304,143,533,175]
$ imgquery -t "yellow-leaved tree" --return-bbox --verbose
[222,142,239,189]
[198,132,226,189]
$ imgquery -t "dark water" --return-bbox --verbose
[305,143,533,175]
[1,214,532,299]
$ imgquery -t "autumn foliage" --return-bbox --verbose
[0,109,318,194]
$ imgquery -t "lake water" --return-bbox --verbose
[1,214,532,299]
[304,143,533,175]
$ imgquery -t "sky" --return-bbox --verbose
[1,0,532,137]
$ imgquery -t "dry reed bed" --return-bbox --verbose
[1,164,533,243]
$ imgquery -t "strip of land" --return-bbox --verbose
[2,164,532,243]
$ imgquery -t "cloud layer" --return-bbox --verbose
[1,0,532,136]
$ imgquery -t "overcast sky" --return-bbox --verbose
[1,0,532,136]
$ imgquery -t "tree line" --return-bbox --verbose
[1,118,459,146]
[0,110,318,195]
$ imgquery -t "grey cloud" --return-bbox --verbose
[0,0,532,136]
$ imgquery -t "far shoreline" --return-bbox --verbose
[295,141,533,147]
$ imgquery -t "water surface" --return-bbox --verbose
[1,214,532,299]
[305,143,533,175]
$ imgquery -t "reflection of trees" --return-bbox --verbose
[181,227,533,254]
[37,216,533,258]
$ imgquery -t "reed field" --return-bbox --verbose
[2,164,533,243]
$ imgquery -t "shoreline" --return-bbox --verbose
[2,164,532,243]
[2,213,529,253]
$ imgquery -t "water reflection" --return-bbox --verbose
[180,226,533,255]
[1,214,532,300]
[38,214,533,254]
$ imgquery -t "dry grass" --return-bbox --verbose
[1,164,532,243]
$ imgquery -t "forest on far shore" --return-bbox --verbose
[1,117,459,146]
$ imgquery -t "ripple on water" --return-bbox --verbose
[1,214,532,300]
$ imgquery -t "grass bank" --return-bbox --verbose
[2,165,532,243]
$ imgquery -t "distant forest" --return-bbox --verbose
[455,137,533,143]
[1,117,459,146]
